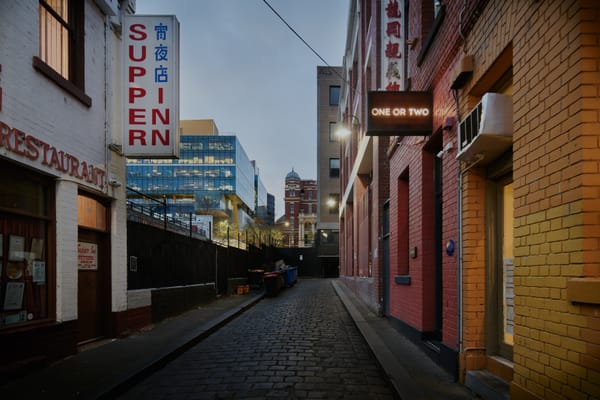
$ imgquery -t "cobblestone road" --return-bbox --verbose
[119,279,397,399]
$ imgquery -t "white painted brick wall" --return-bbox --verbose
[0,0,129,317]
[55,180,79,322]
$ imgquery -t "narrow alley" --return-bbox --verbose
[119,279,397,399]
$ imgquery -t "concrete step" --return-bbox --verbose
[465,370,510,400]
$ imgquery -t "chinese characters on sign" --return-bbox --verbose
[381,0,405,91]
[123,16,180,158]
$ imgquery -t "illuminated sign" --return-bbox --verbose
[123,15,180,158]
[367,91,433,136]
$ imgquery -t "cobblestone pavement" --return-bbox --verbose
[119,279,398,399]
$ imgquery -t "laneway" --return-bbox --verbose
[119,279,397,399]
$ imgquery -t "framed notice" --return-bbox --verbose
[31,238,44,259]
[4,282,25,310]
[78,242,98,270]
[32,261,46,284]
[8,235,25,262]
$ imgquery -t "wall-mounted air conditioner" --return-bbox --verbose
[456,93,513,165]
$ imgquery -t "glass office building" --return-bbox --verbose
[127,135,259,223]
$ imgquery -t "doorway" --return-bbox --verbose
[77,194,110,343]
[486,176,514,360]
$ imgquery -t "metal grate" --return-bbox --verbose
[459,101,482,152]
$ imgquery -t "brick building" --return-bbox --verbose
[338,0,390,314]
[283,169,317,247]
[339,0,600,398]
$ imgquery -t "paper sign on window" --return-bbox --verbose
[78,242,98,270]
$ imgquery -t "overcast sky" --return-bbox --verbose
[135,0,349,218]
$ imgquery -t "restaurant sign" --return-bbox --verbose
[123,15,180,158]
[366,91,433,136]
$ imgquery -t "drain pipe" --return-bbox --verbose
[452,88,464,356]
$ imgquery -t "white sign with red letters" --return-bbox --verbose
[123,15,180,158]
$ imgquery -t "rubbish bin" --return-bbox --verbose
[263,272,280,297]
[248,268,264,289]
[284,266,298,287]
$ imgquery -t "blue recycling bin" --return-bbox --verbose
[284,266,298,287]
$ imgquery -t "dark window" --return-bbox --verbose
[329,86,340,106]
[329,158,340,178]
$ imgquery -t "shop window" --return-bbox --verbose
[0,162,54,329]
[35,0,90,106]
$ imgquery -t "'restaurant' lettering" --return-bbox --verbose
[0,120,106,188]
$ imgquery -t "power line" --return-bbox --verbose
[261,0,349,86]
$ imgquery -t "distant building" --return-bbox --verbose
[316,66,342,277]
[126,120,268,232]
[283,169,317,247]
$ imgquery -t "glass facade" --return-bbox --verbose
[127,135,257,216]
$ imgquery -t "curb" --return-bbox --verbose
[98,292,265,399]
[331,280,423,400]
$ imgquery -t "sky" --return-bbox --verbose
[135,0,349,218]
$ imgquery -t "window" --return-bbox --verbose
[0,160,54,329]
[329,158,340,178]
[290,203,294,213]
[434,0,442,18]
[36,0,90,106]
[329,122,339,141]
[328,194,339,214]
[329,86,340,106]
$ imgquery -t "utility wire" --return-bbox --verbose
[261,0,350,87]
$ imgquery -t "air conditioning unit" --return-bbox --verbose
[456,93,513,165]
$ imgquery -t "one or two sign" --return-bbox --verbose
[123,15,180,158]
[78,242,98,270]
[367,91,433,136]
[381,0,405,91]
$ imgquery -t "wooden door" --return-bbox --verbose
[77,229,108,343]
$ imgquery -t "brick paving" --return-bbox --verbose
[119,279,397,399]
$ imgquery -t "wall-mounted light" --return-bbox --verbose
[335,115,360,139]
[108,177,122,188]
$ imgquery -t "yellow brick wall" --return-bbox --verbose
[512,0,600,398]
[460,0,600,399]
